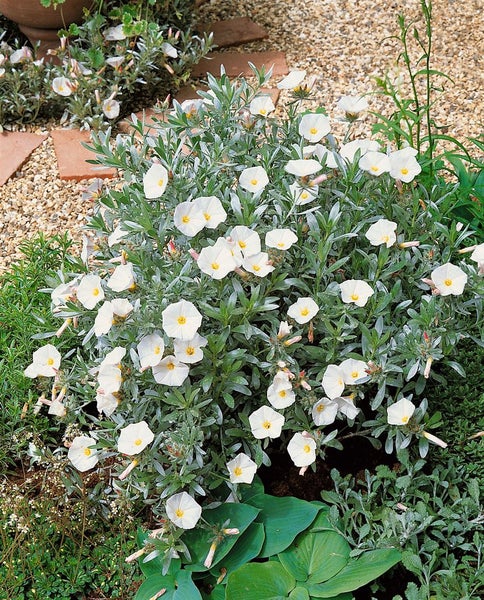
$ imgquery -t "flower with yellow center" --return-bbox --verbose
[265,228,298,251]
[358,151,391,176]
[137,333,165,370]
[24,344,62,378]
[143,163,169,198]
[77,274,105,310]
[227,453,257,484]
[174,333,207,364]
[287,432,317,467]
[242,252,275,277]
[197,237,238,280]
[287,297,319,324]
[117,421,154,456]
[162,299,202,340]
[68,435,99,472]
[339,358,368,385]
[298,113,330,143]
[340,280,374,307]
[430,263,467,297]
[166,492,202,529]
[249,95,276,117]
[173,201,206,237]
[239,166,269,194]
[388,147,421,183]
[312,398,338,426]
[387,398,416,426]
[365,219,397,248]
[249,405,285,439]
[322,364,346,399]
[152,356,189,386]
[192,196,227,229]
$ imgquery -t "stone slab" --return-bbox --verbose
[50,129,117,181]
[0,132,48,186]
[200,17,268,48]
[191,51,288,79]
[117,108,167,136]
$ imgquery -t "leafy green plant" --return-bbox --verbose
[132,479,401,600]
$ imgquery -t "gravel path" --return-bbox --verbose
[0,0,482,272]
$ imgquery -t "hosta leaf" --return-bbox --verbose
[226,561,296,600]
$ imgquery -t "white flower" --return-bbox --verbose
[287,432,316,467]
[166,492,202,529]
[227,453,257,484]
[104,24,126,40]
[143,163,169,198]
[162,299,202,340]
[99,346,126,370]
[117,421,154,455]
[52,76,74,96]
[51,279,77,306]
[340,280,374,307]
[48,398,66,417]
[249,95,276,117]
[265,229,298,250]
[339,139,380,163]
[267,371,296,409]
[174,201,206,237]
[312,398,338,426]
[359,151,391,176]
[97,364,122,394]
[365,219,397,247]
[339,358,368,385]
[24,344,61,378]
[285,159,322,177]
[311,144,339,169]
[192,196,227,229]
[249,405,285,439]
[299,113,331,142]
[10,47,33,64]
[470,243,484,274]
[197,238,238,279]
[387,398,416,425]
[431,263,467,296]
[94,302,115,336]
[337,95,368,116]
[335,395,360,419]
[102,98,120,119]
[290,182,319,205]
[107,263,136,292]
[239,166,269,194]
[152,356,190,386]
[161,42,178,58]
[96,390,119,416]
[68,436,98,472]
[277,70,306,89]
[287,297,319,324]
[322,364,345,399]
[389,148,421,183]
[243,252,275,277]
[108,225,129,247]
[106,56,125,69]
[137,333,165,369]
[174,333,207,364]
[77,274,104,310]
[229,226,261,257]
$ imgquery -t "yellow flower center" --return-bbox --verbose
[211,262,220,270]
[154,345,161,355]
[47,358,55,366]
[233,466,243,476]
[317,404,325,412]
[351,371,359,379]
[83,448,92,456]
[300,307,309,316]
[259,109,267,115]
[351,293,359,301]
[262,420,272,429]
[444,279,453,287]
[177,316,187,325]
[158,179,164,187]
[279,390,287,398]
[382,235,389,243]
[400,168,409,175]
[203,212,211,221]
[238,240,247,249]
[92,288,100,296]
[370,165,379,172]
[301,192,309,199]
[134,438,142,446]
[166,362,175,371]
[250,179,258,186]
[310,127,318,135]
[182,215,190,223]
[186,346,195,355]
[253,264,261,272]
[277,242,285,248]
[303,444,311,453]
[175,508,184,518]
[401,415,409,424]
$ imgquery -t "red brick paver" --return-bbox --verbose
[0,132,48,186]
[191,51,288,79]
[50,130,117,181]
[200,17,268,48]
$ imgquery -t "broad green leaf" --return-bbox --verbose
[289,586,310,599]
[226,561,296,600]
[248,493,320,557]
[134,570,202,600]
[239,475,265,502]
[308,506,339,532]
[184,502,260,571]
[202,585,226,600]
[211,521,265,577]
[278,530,350,584]
[306,548,401,597]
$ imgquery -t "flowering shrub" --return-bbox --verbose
[26,68,482,535]
[0,1,211,128]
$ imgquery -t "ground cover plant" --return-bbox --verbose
[1,1,483,598]
[0,0,211,129]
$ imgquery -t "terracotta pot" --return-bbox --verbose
[0,0,93,56]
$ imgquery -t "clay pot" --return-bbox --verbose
[0,0,93,56]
